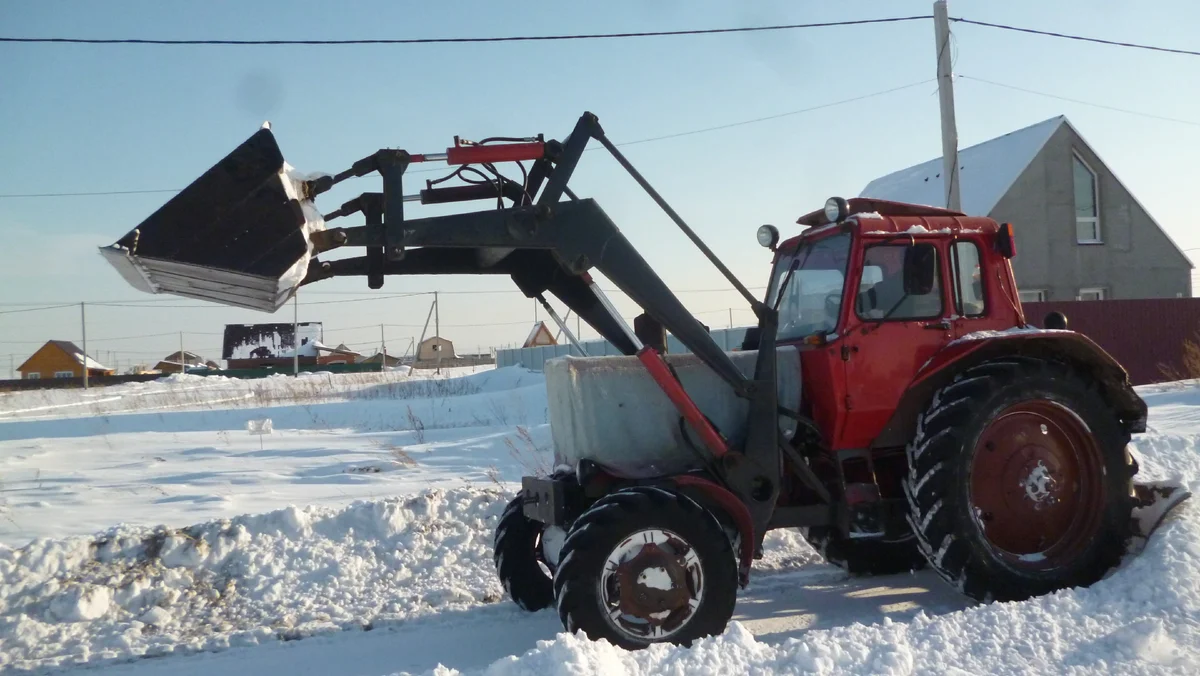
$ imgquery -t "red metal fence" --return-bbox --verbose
[1024,299,1200,385]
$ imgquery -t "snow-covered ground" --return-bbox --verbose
[1,369,1198,675]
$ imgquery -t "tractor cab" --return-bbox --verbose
[759,197,1025,453]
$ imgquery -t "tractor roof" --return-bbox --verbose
[779,198,1000,252]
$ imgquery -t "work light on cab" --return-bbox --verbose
[824,197,849,223]
[756,224,779,249]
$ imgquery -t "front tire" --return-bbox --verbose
[493,494,554,611]
[904,356,1136,602]
[552,486,738,650]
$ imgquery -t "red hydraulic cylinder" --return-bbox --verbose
[445,142,545,166]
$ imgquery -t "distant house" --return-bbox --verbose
[522,321,557,348]
[17,340,114,380]
[223,322,324,369]
[860,115,1192,301]
[417,336,455,362]
[316,343,363,365]
[154,350,208,374]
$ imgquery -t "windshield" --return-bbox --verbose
[768,233,852,341]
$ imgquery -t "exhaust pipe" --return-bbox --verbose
[100,125,324,313]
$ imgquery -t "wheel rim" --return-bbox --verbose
[969,399,1106,569]
[597,528,704,642]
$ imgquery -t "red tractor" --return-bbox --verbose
[102,112,1186,650]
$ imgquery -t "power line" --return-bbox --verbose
[612,79,934,147]
[960,75,1200,127]
[0,303,77,315]
[0,17,930,46]
[0,79,929,200]
[950,18,1200,58]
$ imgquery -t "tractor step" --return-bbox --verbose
[1131,481,1192,539]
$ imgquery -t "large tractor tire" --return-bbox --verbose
[552,486,738,650]
[493,494,557,611]
[904,356,1136,603]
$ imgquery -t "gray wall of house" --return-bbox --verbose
[990,124,1191,301]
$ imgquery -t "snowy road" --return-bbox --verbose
[95,568,969,676]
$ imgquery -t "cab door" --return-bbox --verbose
[837,240,953,449]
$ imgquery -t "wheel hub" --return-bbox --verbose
[599,528,703,641]
[970,400,1105,567]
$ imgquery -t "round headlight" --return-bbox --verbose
[757,224,779,248]
[824,197,849,223]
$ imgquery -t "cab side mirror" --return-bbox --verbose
[997,222,1017,259]
[903,244,937,295]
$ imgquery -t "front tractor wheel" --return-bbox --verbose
[904,357,1136,603]
[552,486,738,650]
[494,494,559,612]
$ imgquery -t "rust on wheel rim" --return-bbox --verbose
[598,528,703,642]
[970,399,1105,569]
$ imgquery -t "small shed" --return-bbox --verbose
[417,336,455,361]
[522,321,557,348]
[17,340,114,379]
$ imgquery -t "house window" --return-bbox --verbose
[1078,287,1106,301]
[1073,154,1101,244]
[25,372,40,379]
[1019,290,1047,303]
[54,371,75,378]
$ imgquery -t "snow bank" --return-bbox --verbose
[0,489,512,672]
[0,366,523,433]
[0,491,816,673]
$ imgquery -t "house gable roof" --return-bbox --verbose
[860,116,1065,216]
[522,321,556,348]
[18,340,111,372]
[1056,119,1193,269]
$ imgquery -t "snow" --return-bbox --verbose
[1,366,1199,674]
[950,325,1073,346]
[276,165,327,297]
[860,116,1064,216]
[851,211,884,220]
[73,352,111,372]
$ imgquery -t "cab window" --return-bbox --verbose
[951,241,985,317]
[856,243,943,320]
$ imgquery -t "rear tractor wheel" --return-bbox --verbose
[552,486,738,650]
[904,357,1136,602]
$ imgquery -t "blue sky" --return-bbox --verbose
[1,0,1198,372]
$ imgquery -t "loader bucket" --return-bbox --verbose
[100,126,322,313]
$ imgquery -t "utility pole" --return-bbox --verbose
[434,291,441,374]
[80,302,88,389]
[179,332,185,374]
[933,0,961,212]
[380,324,387,372]
[292,292,300,376]
[728,308,733,329]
